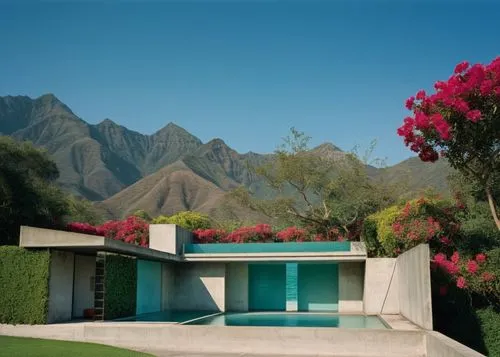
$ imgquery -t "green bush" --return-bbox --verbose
[476,307,500,357]
[152,211,212,231]
[104,254,137,320]
[0,246,50,324]
[362,205,400,257]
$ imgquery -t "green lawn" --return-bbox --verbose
[0,336,154,357]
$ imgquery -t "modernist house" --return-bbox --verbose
[18,224,375,323]
[8,226,486,357]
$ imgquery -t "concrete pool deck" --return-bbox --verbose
[0,314,485,357]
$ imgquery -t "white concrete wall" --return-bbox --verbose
[225,263,248,311]
[72,255,96,318]
[48,250,74,323]
[171,263,225,311]
[398,244,433,330]
[161,263,175,310]
[149,224,193,255]
[426,331,486,357]
[339,262,364,313]
[363,258,399,315]
[0,323,425,357]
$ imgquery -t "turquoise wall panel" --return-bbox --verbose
[248,264,286,311]
[136,260,162,315]
[185,241,350,254]
[286,263,298,309]
[298,263,339,312]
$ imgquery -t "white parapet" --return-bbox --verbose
[149,224,193,256]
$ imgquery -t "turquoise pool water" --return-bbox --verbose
[185,313,388,329]
[117,310,215,322]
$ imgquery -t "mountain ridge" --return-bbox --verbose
[0,93,453,219]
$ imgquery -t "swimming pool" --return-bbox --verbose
[184,312,389,329]
[116,310,216,322]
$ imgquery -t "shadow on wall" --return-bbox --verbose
[171,263,224,311]
[432,281,489,356]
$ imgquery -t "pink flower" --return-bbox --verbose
[451,251,460,264]
[481,272,495,282]
[454,61,469,74]
[444,261,459,275]
[456,276,467,289]
[466,109,482,122]
[434,253,447,264]
[440,236,451,245]
[416,90,426,100]
[475,253,487,264]
[466,260,479,274]
[405,96,415,110]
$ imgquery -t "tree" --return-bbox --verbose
[0,136,69,245]
[398,57,500,229]
[232,128,396,237]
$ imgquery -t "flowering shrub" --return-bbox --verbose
[66,222,105,236]
[398,57,500,161]
[433,251,497,296]
[193,228,227,243]
[398,57,500,229]
[276,226,307,242]
[224,224,274,243]
[363,197,461,257]
[67,216,149,247]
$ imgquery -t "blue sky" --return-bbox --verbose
[1,1,499,164]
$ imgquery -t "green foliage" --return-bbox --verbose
[363,197,461,257]
[0,336,154,357]
[65,196,102,226]
[0,136,69,245]
[476,307,500,357]
[234,128,397,237]
[0,246,50,324]
[103,254,137,320]
[152,211,212,231]
[132,209,152,222]
[363,205,401,256]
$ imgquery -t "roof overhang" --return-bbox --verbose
[19,226,180,263]
[182,252,366,262]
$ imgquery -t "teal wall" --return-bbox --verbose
[136,259,162,315]
[286,263,298,308]
[248,264,286,311]
[298,263,339,312]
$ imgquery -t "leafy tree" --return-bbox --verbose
[65,196,102,226]
[152,211,212,231]
[398,57,500,229]
[0,137,69,245]
[232,128,397,237]
[132,209,152,222]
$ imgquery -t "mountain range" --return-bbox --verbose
[0,94,453,220]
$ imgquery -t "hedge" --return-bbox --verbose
[104,254,137,320]
[0,246,50,324]
[476,307,500,356]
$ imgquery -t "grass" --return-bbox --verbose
[0,336,154,357]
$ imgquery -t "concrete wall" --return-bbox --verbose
[426,331,486,357]
[149,224,193,256]
[161,263,175,310]
[0,323,426,357]
[171,263,225,311]
[48,250,74,323]
[339,262,364,313]
[225,263,248,311]
[363,258,399,315]
[72,255,96,318]
[398,244,433,330]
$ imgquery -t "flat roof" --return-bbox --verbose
[19,226,180,263]
[182,242,367,262]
